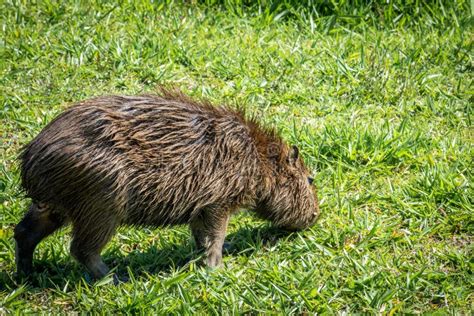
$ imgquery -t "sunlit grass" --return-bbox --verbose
[0,0,472,313]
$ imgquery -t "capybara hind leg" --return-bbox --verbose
[14,202,65,276]
[70,220,116,280]
[197,210,230,268]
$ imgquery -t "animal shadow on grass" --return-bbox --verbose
[1,225,294,290]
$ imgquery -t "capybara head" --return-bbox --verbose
[255,141,320,231]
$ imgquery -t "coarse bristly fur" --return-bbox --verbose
[14,88,320,281]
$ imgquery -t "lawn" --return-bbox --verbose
[0,0,472,313]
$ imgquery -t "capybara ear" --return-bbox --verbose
[288,145,299,165]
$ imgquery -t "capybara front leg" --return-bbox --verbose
[14,202,65,277]
[200,210,230,268]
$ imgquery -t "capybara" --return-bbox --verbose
[14,89,319,280]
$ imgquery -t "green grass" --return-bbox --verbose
[0,0,472,313]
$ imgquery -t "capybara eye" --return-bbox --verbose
[308,177,314,185]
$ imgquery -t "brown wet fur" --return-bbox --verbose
[15,88,320,280]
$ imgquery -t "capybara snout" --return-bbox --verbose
[15,89,319,280]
